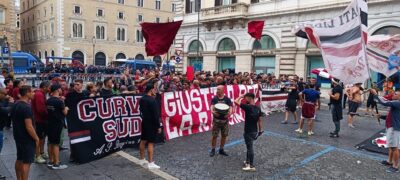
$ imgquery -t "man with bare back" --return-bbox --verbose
[347,83,362,128]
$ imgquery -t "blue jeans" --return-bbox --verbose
[0,130,3,153]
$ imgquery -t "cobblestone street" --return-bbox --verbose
[1,105,398,180]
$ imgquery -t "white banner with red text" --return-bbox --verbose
[161,85,260,140]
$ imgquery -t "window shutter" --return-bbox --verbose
[185,0,191,13]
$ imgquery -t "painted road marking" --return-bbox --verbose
[284,146,336,175]
[116,151,179,180]
[221,130,385,162]
[264,131,386,161]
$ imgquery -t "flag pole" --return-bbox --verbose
[196,0,200,71]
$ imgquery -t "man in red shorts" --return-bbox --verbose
[296,85,320,136]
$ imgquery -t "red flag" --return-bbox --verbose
[186,66,194,81]
[247,21,264,40]
[141,21,183,56]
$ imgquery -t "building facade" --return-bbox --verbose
[20,0,175,65]
[0,0,19,52]
[174,0,400,83]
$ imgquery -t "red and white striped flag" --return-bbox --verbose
[311,68,333,79]
[367,34,400,77]
[294,0,369,85]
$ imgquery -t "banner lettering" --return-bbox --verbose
[67,95,142,163]
[161,85,260,140]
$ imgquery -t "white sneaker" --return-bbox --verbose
[41,153,49,159]
[348,124,356,129]
[308,131,314,136]
[295,129,303,134]
[51,163,68,170]
[242,164,256,171]
[147,162,160,169]
[138,159,149,166]
[35,155,46,164]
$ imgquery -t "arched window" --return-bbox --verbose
[78,24,82,37]
[218,38,236,51]
[135,54,145,60]
[50,22,54,36]
[45,51,48,58]
[38,51,42,59]
[121,28,125,41]
[217,38,236,72]
[373,26,400,35]
[101,26,105,39]
[95,52,106,66]
[153,55,162,67]
[188,40,203,52]
[116,53,126,60]
[136,30,143,42]
[73,23,78,37]
[253,35,276,50]
[117,28,121,40]
[51,50,55,57]
[117,28,126,41]
[72,51,84,64]
[96,26,101,39]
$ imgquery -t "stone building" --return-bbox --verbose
[20,0,175,65]
[0,0,19,52]
[174,0,400,85]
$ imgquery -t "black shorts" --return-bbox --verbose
[141,126,157,143]
[366,98,377,108]
[48,123,63,145]
[35,123,48,139]
[285,99,297,112]
[16,142,35,164]
[348,101,360,116]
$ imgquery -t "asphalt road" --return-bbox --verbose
[0,104,398,180]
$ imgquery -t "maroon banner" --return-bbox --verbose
[161,85,260,140]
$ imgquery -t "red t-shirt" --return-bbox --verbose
[12,87,20,100]
[31,89,48,123]
[6,85,13,97]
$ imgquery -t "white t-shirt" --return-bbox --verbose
[0,75,5,88]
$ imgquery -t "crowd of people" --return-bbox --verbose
[0,66,399,179]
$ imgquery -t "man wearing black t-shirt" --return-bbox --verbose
[139,83,161,169]
[235,93,264,171]
[210,85,232,157]
[47,84,69,170]
[328,79,343,138]
[11,85,38,180]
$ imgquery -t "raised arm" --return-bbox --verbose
[234,95,244,106]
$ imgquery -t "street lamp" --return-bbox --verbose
[92,36,96,65]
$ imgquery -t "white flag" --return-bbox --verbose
[293,0,369,85]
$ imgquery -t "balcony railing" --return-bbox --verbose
[201,3,249,22]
